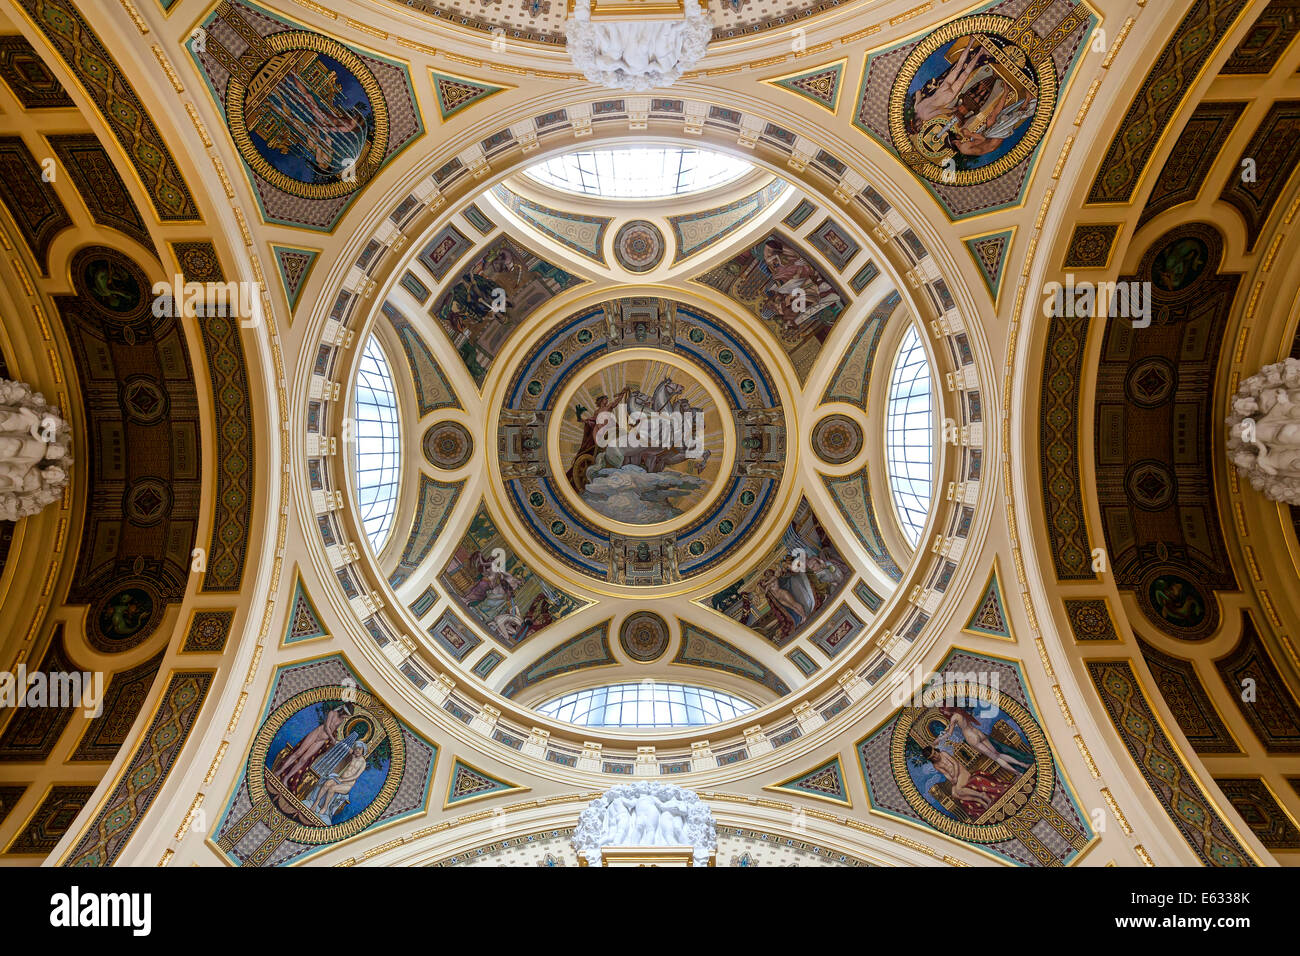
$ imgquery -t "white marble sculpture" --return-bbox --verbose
[572,782,717,865]
[0,378,72,522]
[565,0,713,91]
[1226,357,1300,505]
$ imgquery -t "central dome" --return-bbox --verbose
[322,132,957,735]
[496,296,788,587]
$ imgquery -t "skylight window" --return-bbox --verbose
[523,146,751,199]
[353,335,401,553]
[885,326,935,547]
[538,682,756,729]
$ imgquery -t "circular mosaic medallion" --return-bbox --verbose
[811,414,863,465]
[73,248,150,322]
[1137,566,1217,640]
[89,580,161,652]
[889,15,1059,186]
[497,297,788,586]
[556,357,724,526]
[244,685,405,845]
[224,31,387,199]
[613,220,666,273]
[422,421,473,470]
[619,611,670,663]
[1151,235,1209,293]
[890,681,1054,844]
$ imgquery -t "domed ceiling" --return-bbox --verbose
[326,146,957,723]
[3,0,1299,876]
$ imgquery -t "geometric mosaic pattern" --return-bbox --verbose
[1062,599,1119,642]
[60,672,213,866]
[1137,637,1240,755]
[172,241,256,593]
[1137,102,1246,228]
[1214,777,1300,850]
[1215,613,1300,753]
[284,571,328,645]
[1039,313,1095,580]
[16,0,199,220]
[182,609,236,654]
[1087,660,1256,866]
[672,622,791,697]
[1221,0,1300,74]
[963,230,1013,305]
[7,785,96,856]
[0,135,73,274]
[668,178,787,263]
[71,649,165,762]
[0,626,76,762]
[491,184,609,264]
[388,477,464,589]
[0,784,25,829]
[963,565,1011,640]
[431,69,511,122]
[382,301,464,416]
[821,290,901,409]
[0,34,74,108]
[444,758,527,808]
[500,622,614,700]
[766,754,852,807]
[1062,223,1120,269]
[48,134,154,253]
[272,245,319,314]
[762,59,845,113]
[1219,100,1300,249]
[1086,0,1250,204]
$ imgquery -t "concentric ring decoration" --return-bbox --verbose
[496,297,789,586]
[888,14,1058,187]
[224,31,388,200]
[246,685,406,846]
[613,220,666,273]
[888,682,1053,844]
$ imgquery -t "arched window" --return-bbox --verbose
[353,335,401,552]
[885,326,934,546]
[537,682,756,729]
[524,145,751,199]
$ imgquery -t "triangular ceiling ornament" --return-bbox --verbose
[271,245,318,316]
[282,568,328,646]
[963,229,1015,307]
[765,754,852,807]
[963,561,1013,641]
[762,59,847,114]
[430,69,513,122]
[443,757,529,808]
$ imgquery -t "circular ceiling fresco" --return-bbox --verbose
[496,296,787,587]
